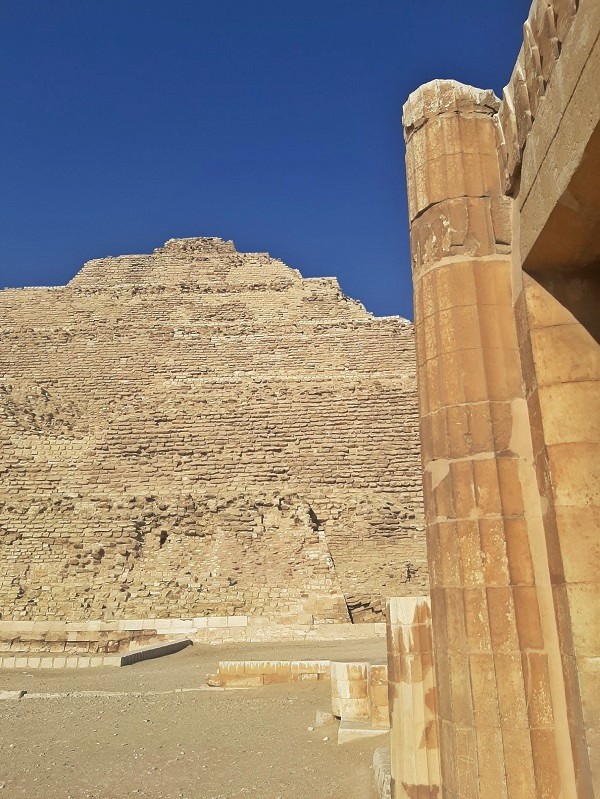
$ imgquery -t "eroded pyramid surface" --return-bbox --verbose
[0,237,426,622]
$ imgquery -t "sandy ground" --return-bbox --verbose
[0,638,387,799]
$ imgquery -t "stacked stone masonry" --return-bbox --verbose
[0,237,426,624]
[330,660,390,731]
[497,0,581,192]
[401,1,599,796]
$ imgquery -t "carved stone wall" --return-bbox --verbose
[0,237,426,622]
[497,0,581,193]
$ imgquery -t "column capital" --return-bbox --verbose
[403,79,499,141]
[402,80,510,271]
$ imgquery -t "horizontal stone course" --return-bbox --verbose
[0,237,426,627]
[207,658,331,686]
[0,638,191,669]
[0,616,386,661]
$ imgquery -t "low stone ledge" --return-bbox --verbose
[0,640,192,669]
[0,654,104,669]
[0,617,384,653]
[337,720,388,745]
[206,659,330,687]
[117,638,192,666]
[0,690,26,700]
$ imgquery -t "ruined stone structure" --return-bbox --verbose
[397,1,599,798]
[386,596,439,799]
[0,237,426,626]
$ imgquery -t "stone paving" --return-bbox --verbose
[0,639,386,799]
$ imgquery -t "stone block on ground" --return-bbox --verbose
[337,721,388,745]
[0,690,26,700]
[372,746,391,799]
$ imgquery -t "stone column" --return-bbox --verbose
[386,596,439,799]
[402,80,561,799]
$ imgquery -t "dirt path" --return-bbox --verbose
[0,639,386,799]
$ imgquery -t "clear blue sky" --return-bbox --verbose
[0,1,527,318]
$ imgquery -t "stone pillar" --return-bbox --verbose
[330,661,370,721]
[402,80,561,798]
[330,660,390,728]
[386,596,439,799]
[369,663,390,730]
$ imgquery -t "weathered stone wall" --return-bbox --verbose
[497,0,582,196]
[0,237,426,623]
[400,1,599,795]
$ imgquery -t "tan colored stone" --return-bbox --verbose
[0,238,427,625]
[386,597,439,799]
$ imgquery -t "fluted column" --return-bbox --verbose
[402,80,561,799]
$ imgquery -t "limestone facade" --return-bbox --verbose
[401,1,599,798]
[0,237,426,624]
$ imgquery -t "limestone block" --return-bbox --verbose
[373,747,392,799]
[330,661,371,721]
[553,0,577,41]
[497,0,589,195]
[409,197,512,276]
[337,720,388,745]
[369,664,390,729]
[386,597,439,799]
[207,658,331,687]
[0,690,26,700]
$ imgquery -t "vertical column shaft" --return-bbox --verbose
[387,596,439,799]
[402,80,560,799]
